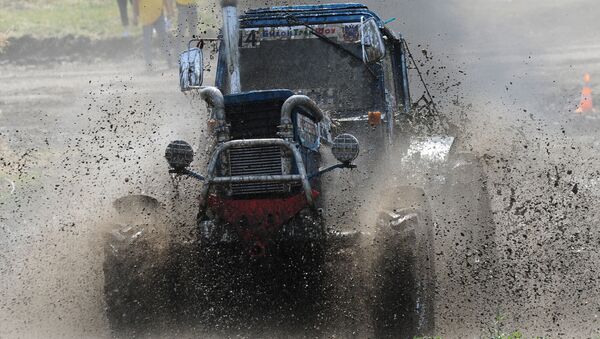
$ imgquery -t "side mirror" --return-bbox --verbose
[165,140,194,172]
[179,39,204,91]
[360,17,385,64]
[332,134,360,164]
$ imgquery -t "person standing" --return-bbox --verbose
[116,0,131,37]
[175,0,198,49]
[133,0,174,69]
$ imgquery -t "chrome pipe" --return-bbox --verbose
[199,86,229,142]
[279,95,324,140]
[221,0,241,94]
[211,175,304,184]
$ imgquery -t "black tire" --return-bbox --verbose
[103,195,174,337]
[371,186,436,339]
[103,223,175,337]
[445,152,495,265]
[433,152,497,325]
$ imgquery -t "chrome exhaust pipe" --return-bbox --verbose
[199,86,229,142]
[280,95,324,140]
[221,0,241,94]
[279,95,324,176]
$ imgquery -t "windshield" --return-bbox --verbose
[238,25,381,118]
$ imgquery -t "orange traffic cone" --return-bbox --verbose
[576,73,595,113]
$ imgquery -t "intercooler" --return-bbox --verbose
[223,90,300,197]
[228,145,286,196]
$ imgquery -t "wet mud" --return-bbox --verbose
[0,36,139,65]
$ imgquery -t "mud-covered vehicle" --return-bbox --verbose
[104,2,493,338]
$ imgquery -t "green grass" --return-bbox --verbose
[0,0,124,38]
[410,313,548,339]
[0,0,215,38]
[488,312,544,339]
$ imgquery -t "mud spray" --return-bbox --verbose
[0,64,210,337]
[2,0,600,338]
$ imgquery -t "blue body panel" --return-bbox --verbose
[224,89,294,106]
[246,3,368,13]
[240,3,384,28]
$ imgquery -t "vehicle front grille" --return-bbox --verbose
[228,145,285,196]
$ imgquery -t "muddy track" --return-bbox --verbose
[1,36,141,64]
[3,1,600,337]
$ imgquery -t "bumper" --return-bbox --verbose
[199,139,315,214]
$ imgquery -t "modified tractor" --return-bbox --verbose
[104,2,493,338]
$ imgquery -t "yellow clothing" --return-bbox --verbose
[176,0,195,5]
[139,0,163,26]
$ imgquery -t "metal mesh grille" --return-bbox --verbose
[228,146,285,196]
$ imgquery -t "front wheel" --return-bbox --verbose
[103,223,175,336]
[102,195,174,336]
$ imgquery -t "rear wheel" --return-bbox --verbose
[430,152,497,327]
[371,186,436,338]
[445,152,495,268]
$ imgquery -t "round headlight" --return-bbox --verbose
[332,134,360,164]
[165,140,194,171]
